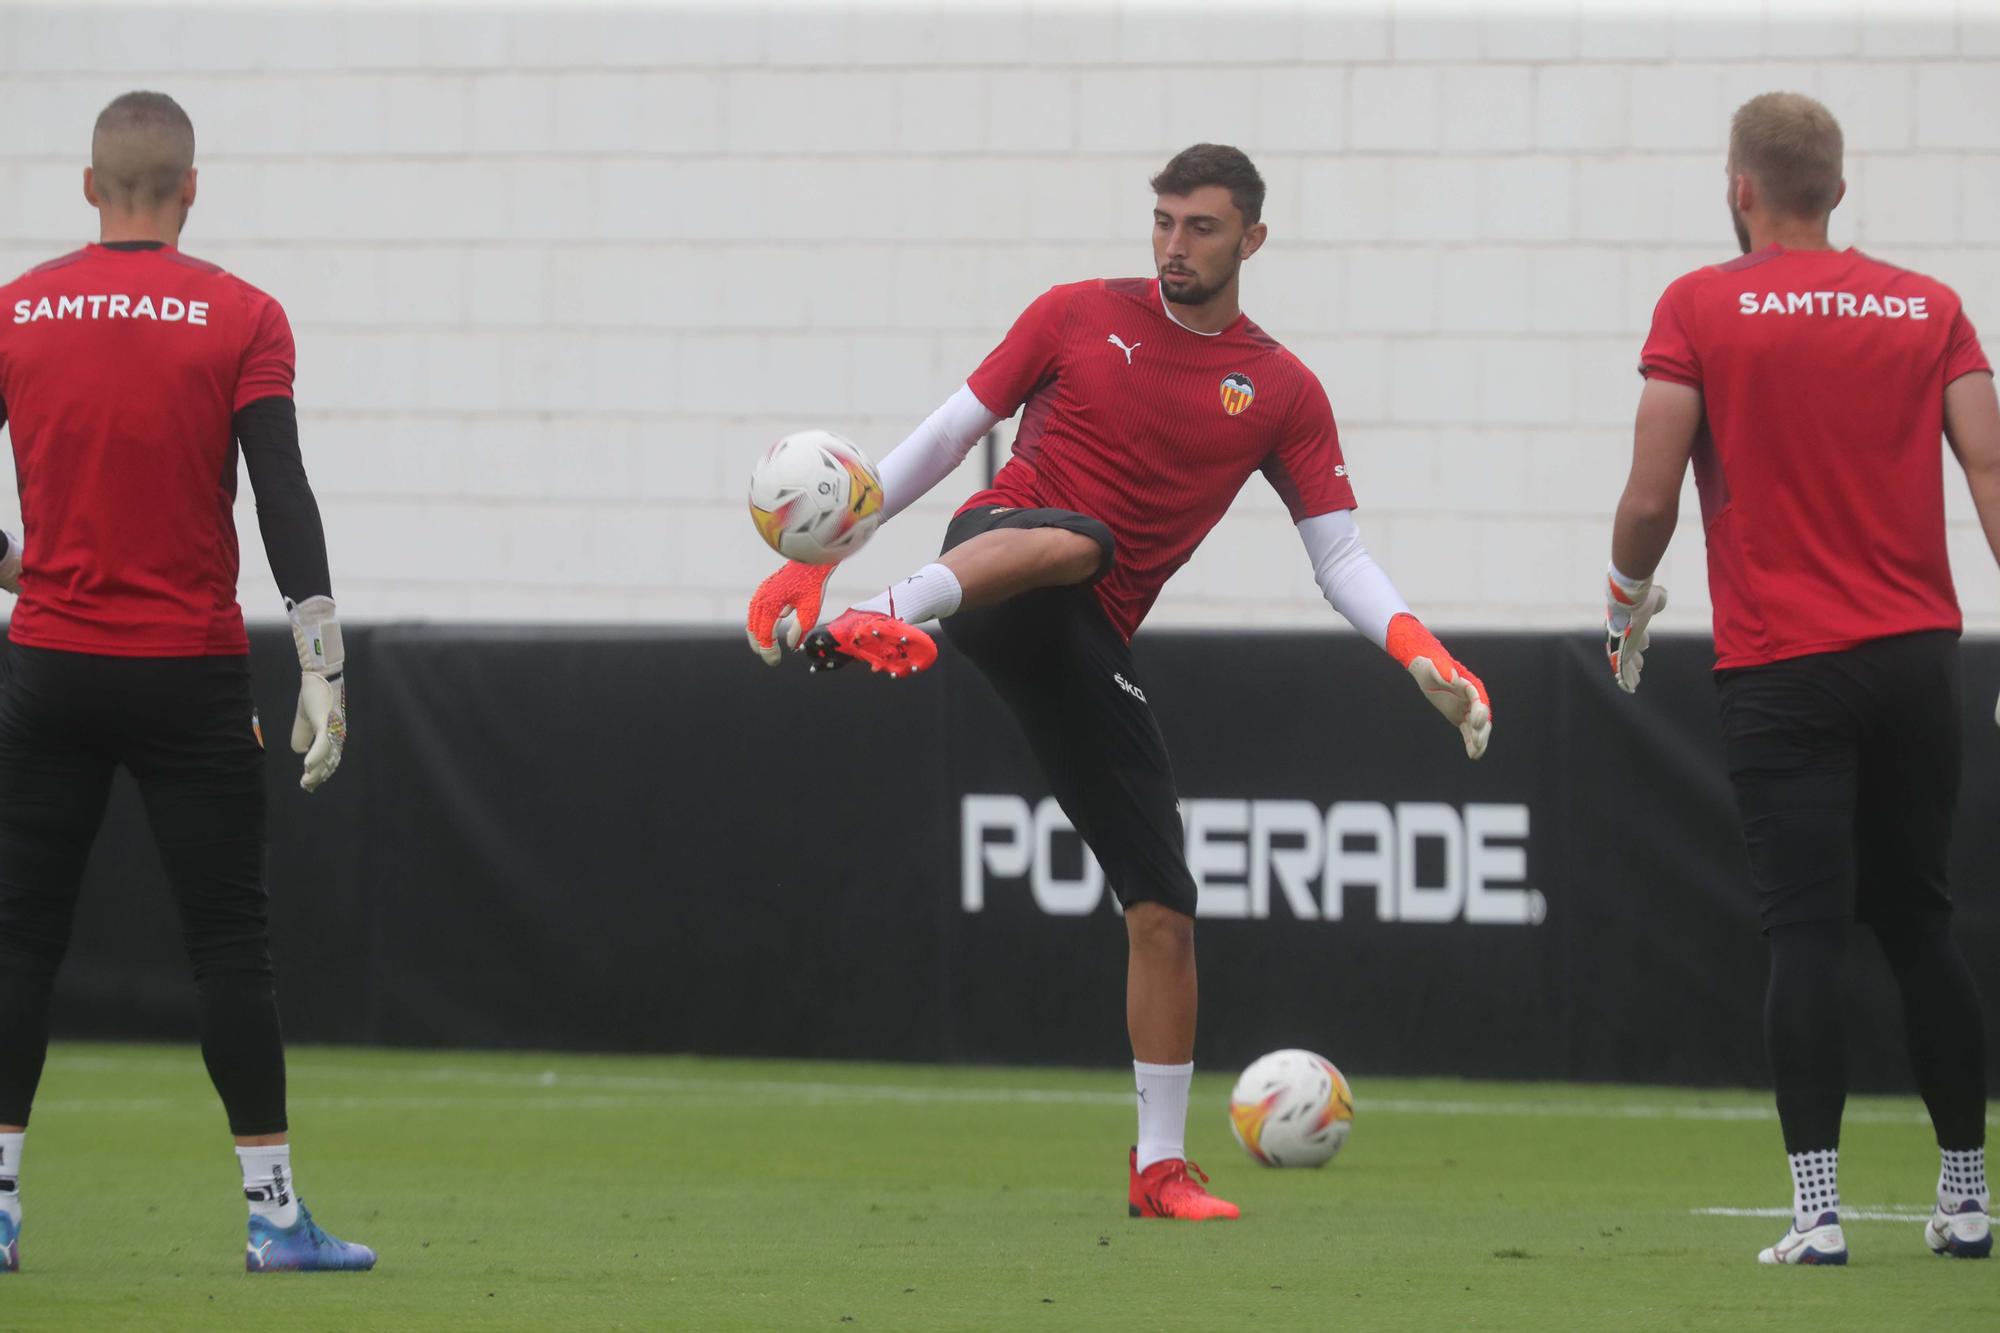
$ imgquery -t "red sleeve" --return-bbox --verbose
[1262,372,1357,522]
[965,285,1072,417]
[235,293,296,411]
[1639,279,1701,388]
[1945,305,1991,385]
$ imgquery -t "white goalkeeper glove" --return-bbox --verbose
[1386,613,1493,760]
[0,529,21,595]
[288,595,346,792]
[1605,564,1667,695]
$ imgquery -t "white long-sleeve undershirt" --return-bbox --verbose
[875,384,1004,522]
[1297,509,1410,648]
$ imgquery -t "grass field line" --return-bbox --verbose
[44,1053,1996,1125]
[1692,1206,1934,1224]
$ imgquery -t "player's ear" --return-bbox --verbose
[1239,221,1268,261]
[1731,171,1753,216]
[182,167,198,212]
[83,166,100,209]
[1830,177,1846,212]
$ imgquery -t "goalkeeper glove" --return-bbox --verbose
[1386,612,1492,760]
[746,561,835,666]
[0,529,20,595]
[1604,564,1668,695]
[288,595,346,793]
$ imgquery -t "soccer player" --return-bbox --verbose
[747,144,1492,1220]
[1608,93,1993,1265]
[0,93,370,1272]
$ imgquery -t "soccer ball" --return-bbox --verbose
[1227,1049,1354,1168]
[747,430,885,565]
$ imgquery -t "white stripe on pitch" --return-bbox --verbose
[40,1054,2000,1125]
[1692,1206,1933,1224]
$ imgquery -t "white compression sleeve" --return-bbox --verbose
[875,384,1004,522]
[1297,509,1411,649]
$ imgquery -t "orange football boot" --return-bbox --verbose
[1128,1148,1241,1221]
[800,610,938,679]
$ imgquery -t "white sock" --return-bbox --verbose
[853,563,962,624]
[1939,1146,1988,1214]
[0,1132,21,1228]
[1134,1061,1193,1172]
[1788,1148,1840,1229]
[238,1144,300,1229]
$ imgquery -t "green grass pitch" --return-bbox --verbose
[2,1044,1991,1330]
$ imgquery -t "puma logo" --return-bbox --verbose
[1107,334,1140,364]
[248,1239,276,1267]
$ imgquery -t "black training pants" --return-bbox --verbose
[0,642,286,1135]
[1717,630,1987,1153]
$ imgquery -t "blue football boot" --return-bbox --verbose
[0,1211,18,1273]
[246,1202,376,1272]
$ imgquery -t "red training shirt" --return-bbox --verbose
[1640,246,1990,670]
[962,278,1355,639]
[0,243,295,656]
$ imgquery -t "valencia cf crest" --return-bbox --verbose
[1220,372,1255,417]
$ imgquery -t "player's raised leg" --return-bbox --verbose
[803,520,1105,677]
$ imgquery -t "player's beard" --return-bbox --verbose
[1159,256,1237,307]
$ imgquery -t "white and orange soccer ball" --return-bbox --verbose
[747,430,885,565]
[1227,1049,1355,1168]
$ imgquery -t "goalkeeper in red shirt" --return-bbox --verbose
[748,145,1491,1221]
[0,92,368,1273]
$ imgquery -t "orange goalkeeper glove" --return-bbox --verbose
[1386,612,1492,760]
[746,561,835,666]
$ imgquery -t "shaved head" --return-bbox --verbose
[91,91,195,211]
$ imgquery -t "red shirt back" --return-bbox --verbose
[0,244,295,656]
[1640,247,1990,669]
[963,278,1355,639]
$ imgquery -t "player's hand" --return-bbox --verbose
[1386,613,1493,760]
[747,561,835,665]
[1605,566,1668,695]
[288,595,346,793]
[0,529,21,595]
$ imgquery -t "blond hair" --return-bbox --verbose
[1729,92,1843,219]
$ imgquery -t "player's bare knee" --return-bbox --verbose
[1125,902,1194,956]
[1041,529,1103,585]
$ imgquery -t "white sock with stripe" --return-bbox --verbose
[238,1144,300,1229]
[1134,1061,1193,1172]
[0,1132,21,1229]
[853,563,962,625]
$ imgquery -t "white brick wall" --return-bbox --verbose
[2,0,2000,633]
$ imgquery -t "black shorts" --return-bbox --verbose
[1715,630,1960,930]
[0,642,270,975]
[940,506,1198,917]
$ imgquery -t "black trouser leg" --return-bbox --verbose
[0,670,115,1127]
[1871,912,1987,1151]
[1718,658,1861,1156]
[127,660,286,1138]
[1764,918,1850,1153]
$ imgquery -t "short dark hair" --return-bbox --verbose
[1149,143,1265,226]
[91,91,196,209]
[1730,92,1843,219]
